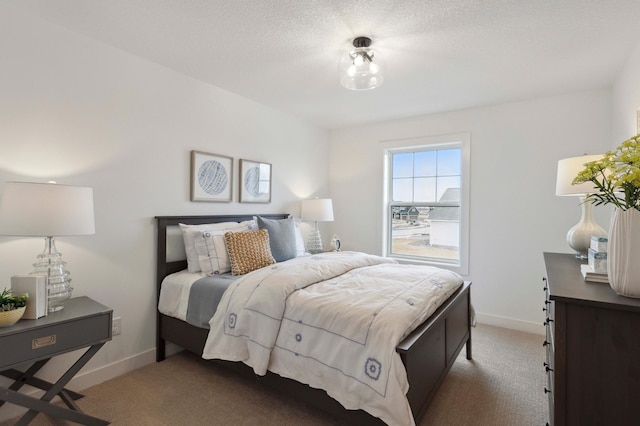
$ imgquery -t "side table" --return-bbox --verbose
[0,296,112,425]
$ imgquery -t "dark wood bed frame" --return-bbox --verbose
[156,214,472,425]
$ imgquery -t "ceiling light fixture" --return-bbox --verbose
[338,36,386,90]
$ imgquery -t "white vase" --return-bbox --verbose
[608,208,640,298]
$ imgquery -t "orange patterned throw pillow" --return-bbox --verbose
[224,229,276,275]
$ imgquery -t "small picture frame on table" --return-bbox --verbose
[190,150,233,202]
[239,159,271,203]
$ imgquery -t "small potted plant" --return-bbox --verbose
[0,288,29,327]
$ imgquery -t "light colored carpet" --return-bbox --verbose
[2,324,547,425]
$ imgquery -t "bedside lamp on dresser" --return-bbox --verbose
[555,155,607,259]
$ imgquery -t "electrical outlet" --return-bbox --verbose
[112,317,121,336]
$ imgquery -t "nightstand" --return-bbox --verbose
[0,296,112,425]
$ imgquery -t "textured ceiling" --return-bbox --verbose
[4,0,640,129]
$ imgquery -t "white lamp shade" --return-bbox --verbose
[301,198,334,222]
[0,182,95,236]
[555,154,603,196]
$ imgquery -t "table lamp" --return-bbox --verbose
[0,182,95,312]
[301,198,334,254]
[555,155,607,258]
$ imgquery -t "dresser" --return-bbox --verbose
[543,252,640,426]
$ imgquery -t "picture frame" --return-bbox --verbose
[190,150,233,202]
[239,159,272,203]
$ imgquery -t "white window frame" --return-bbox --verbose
[381,133,470,275]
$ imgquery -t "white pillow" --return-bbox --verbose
[293,218,307,257]
[195,225,251,275]
[179,220,256,272]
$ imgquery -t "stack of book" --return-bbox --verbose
[581,236,609,283]
[580,264,608,283]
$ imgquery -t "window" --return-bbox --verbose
[383,134,469,275]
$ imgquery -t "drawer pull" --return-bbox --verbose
[32,335,57,349]
[544,362,554,372]
[543,340,550,347]
[544,387,551,394]
[543,318,554,326]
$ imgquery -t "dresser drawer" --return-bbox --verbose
[545,339,555,425]
[0,313,111,369]
[543,278,555,351]
[545,345,554,388]
[545,300,555,350]
[546,368,554,399]
[543,276,555,425]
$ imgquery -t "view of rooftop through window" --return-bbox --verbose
[389,147,461,263]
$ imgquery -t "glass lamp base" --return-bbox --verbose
[32,237,73,312]
[306,227,324,254]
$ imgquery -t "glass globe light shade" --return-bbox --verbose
[338,46,386,90]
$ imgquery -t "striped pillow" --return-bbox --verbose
[193,223,253,275]
[181,220,255,273]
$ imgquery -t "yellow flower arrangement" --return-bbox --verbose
[573,134,640,212]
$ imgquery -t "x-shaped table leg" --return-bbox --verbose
[0,343,108,425]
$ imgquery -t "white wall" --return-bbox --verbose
[612,40,640,143]
[329,89,612,333]
[0,6,329,408]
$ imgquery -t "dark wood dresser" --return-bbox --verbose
[543,252,640,426]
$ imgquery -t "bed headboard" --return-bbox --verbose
[155,214,289,302]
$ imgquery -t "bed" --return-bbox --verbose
[156,214,472,425]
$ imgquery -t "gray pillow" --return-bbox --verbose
[257,216,297,262]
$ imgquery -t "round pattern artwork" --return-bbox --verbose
[243,166,263,197]
[198,160,228,195]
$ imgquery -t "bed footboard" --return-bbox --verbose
[398,281,472,422]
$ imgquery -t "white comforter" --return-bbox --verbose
[202,251,463,426]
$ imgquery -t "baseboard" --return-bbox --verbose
[69,347,157,391]
[475,312,545,335]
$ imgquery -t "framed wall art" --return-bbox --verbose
[190,150,233,202]
[239,159,271,203]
